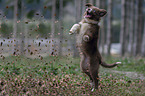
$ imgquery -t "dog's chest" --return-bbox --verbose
[77,23,90,44]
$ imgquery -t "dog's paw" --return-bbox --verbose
[91,87,99,92]
[83,35,90,42]
[116,62,122,64]
[69,24,80,35]
[69,31,73,35]
[91,88,95,92]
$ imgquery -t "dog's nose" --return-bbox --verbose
[87,8,92,13]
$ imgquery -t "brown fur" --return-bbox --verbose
[70,3,121,90]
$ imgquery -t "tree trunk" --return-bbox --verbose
[100,0,105,55]
[24,20,28,55]
[120,0,126,56]
[106,0,112,55]
[58,0,63,56]
[12,0,18,55]
[76,0,81,22]
[135,0,143,56]
[89,0,93,4]
[20,0,25,55]
[73,0,81,57]
[128,0,134,56]
[51,0,56,56]
[133,0,138,56]
[124,0,130,56]
[82,0,86,17]
[96,0,100,8]
[141,20,145,56]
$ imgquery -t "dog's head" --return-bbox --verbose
[84,3,107,23]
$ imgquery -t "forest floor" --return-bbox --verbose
[0,56,145,95]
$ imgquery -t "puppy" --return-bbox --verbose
[69,3,121,91]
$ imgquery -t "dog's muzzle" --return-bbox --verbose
[85,8,92,18]
[86,8,92,13]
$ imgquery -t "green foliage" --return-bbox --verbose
[27,21,51,38]
[26,0,35,4]
[0,23,12,37]
[36,0,40,3]
[0,20,53,38]
[18,0,22,9]
[37,23,50,37]
[112,21,121,43]
[27,10,36,19]
[26,0,40,4]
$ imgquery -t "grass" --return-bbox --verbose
[0,56,145,95]
[104,57,145,74]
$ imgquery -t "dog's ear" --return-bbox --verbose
[85,3,93,7]
[99,9,107,17]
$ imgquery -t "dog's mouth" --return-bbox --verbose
[85,11,92,18]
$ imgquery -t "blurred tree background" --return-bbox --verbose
[0,0,145,58]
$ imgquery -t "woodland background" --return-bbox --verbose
[0,0,145,58]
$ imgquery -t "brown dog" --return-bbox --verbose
[69,3,121,91]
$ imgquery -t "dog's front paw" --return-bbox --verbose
[69,24,80,35]
[69,31,73,35]
[83,35,90,42]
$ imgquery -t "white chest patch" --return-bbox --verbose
[77,23,90,44]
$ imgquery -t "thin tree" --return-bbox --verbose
[24,20,29,55]
[73,0,81,57]
[141,20,145,56]
[106,0,112,55]
[124,0,130,56]
[89,0,93,4]
[76,0,81,22]
[82,0,86,17]
[96,0,100,8]
[120,0,126,56]
[51,0,56,55]
[12,0,18,55]
[135,0,143,56]
[20,0,25,55]
[133,0,138,56]
[100,0,105,55]
[58,0,63,56]
[128,0,134,56]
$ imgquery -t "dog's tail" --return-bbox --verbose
[100,61,121,68]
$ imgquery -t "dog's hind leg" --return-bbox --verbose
[89,60,100,90]
[80,53,93,84]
